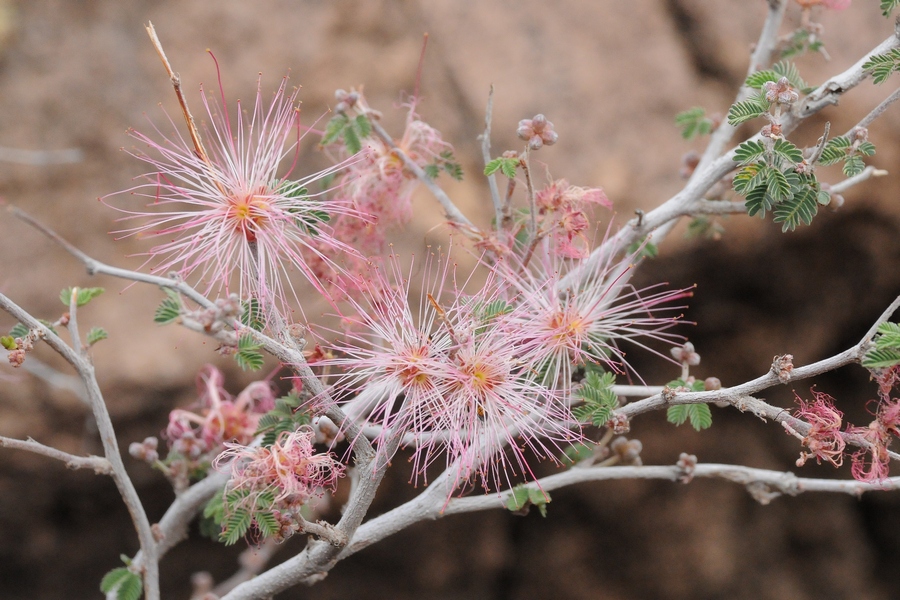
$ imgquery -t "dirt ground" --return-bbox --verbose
[1,1,900,598]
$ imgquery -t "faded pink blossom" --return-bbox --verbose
[789,389,846,467]
[535,179,612,259]
[215,429,344,509]
[107,69,366,314]
[166,365,275,465]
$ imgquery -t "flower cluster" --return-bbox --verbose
[534,179,612,258]
[318,240,688,493]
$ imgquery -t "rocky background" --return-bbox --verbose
[1,1,900,598]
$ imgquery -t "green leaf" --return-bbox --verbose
[505,484,550,517]
[857,141,876,157]
[561,441,596,465]
[733,140,767,165]
[773,185,818,232]
[875,322,900,350]
[863,48,900,84]
[9,323,28,338]
[863,348,900,369]
[766,168,792,202]
[882,0,900,16]
[626,238,658,259]
[100,567,142,600]
[443,160,464,181]
[667,404,713,431]
[255,510,280,538]
[726,94,769,126]
[674,107,714,140]
[86,327,108,345]
[772,139,803,164]
[485,157,518,178]
[817,136,851,166]
[745,70,779,90]
[843,154,865,177]
[744,185,774,217]
[733,163,765,195]
[220,508,252,545]
[241,299,265,331]
[353,114,372,139]
[60,287,104,308]
[154,289,182,325]
[772,60,808,91]
[343,124,362,154]
[235,334,264,371]
[320,114,349,146]
[573,370,618,427]
[423,164,440,179]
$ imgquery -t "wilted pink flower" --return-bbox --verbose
[215,429,344,509]
[848,422,891,484]
[107,69,366,313]
[535,179,612,258]
[788,389,846,467]
[166,365,275,464]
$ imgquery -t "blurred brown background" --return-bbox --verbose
[2,1,900,598]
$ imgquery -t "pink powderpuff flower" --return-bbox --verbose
[106,67,367,315]
[316,249,581,493]
[215,429,344,510]
[497,240,691,394]
[166,365,275,462]
[788,389,846,467]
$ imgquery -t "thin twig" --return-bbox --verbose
[853,85,900,132]
[0,292,160,600]
[479,85,503,228]
[828,165,889,195]
[0,435,112,473]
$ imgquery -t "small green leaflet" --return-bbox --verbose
[561,441,596,465]
[484,156,519,178]
[154,289,182,324]
[626,237,658,259]
[674,107,715,140]
[241,299,265,331]
[425,150,464,181]
[86,327,108,345]
[744,60,808,93]
[882,0,900,16]
[8,323,28,338]
[863,322,900,368]
[862,48,900,84]
[235,334,264,371]
[59,287,104,308]
[99,567,142,600]
[773,185,818,232]
[319,114,371,154]
[726,93,769,126]
[572,370,618,427]
[256,390,311,447]
[665,378,712,431]
[505,484,550,517]
[220,507,253,545]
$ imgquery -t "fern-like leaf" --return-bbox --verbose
[843,154,865,177]
[235,334,264,371]
[882,0,900,16]
[863,48,900,84]
[745,184,774,217]
[773,185,818,232]
[863,348,900,369]
[100,567,143,600]
[733,140,767,165]
[255,511,280,538]
[221,508,252,546]
[86,327,108,345]
[726,94,769,126]
[154,289,182,324]
[772,139,803,164]
[817,136,851,166]
[667,404,713,431]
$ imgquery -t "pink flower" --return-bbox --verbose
[498,242,690,393]
[535,179,612,259]
[789,389,846,467]
[107,70,366,314]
